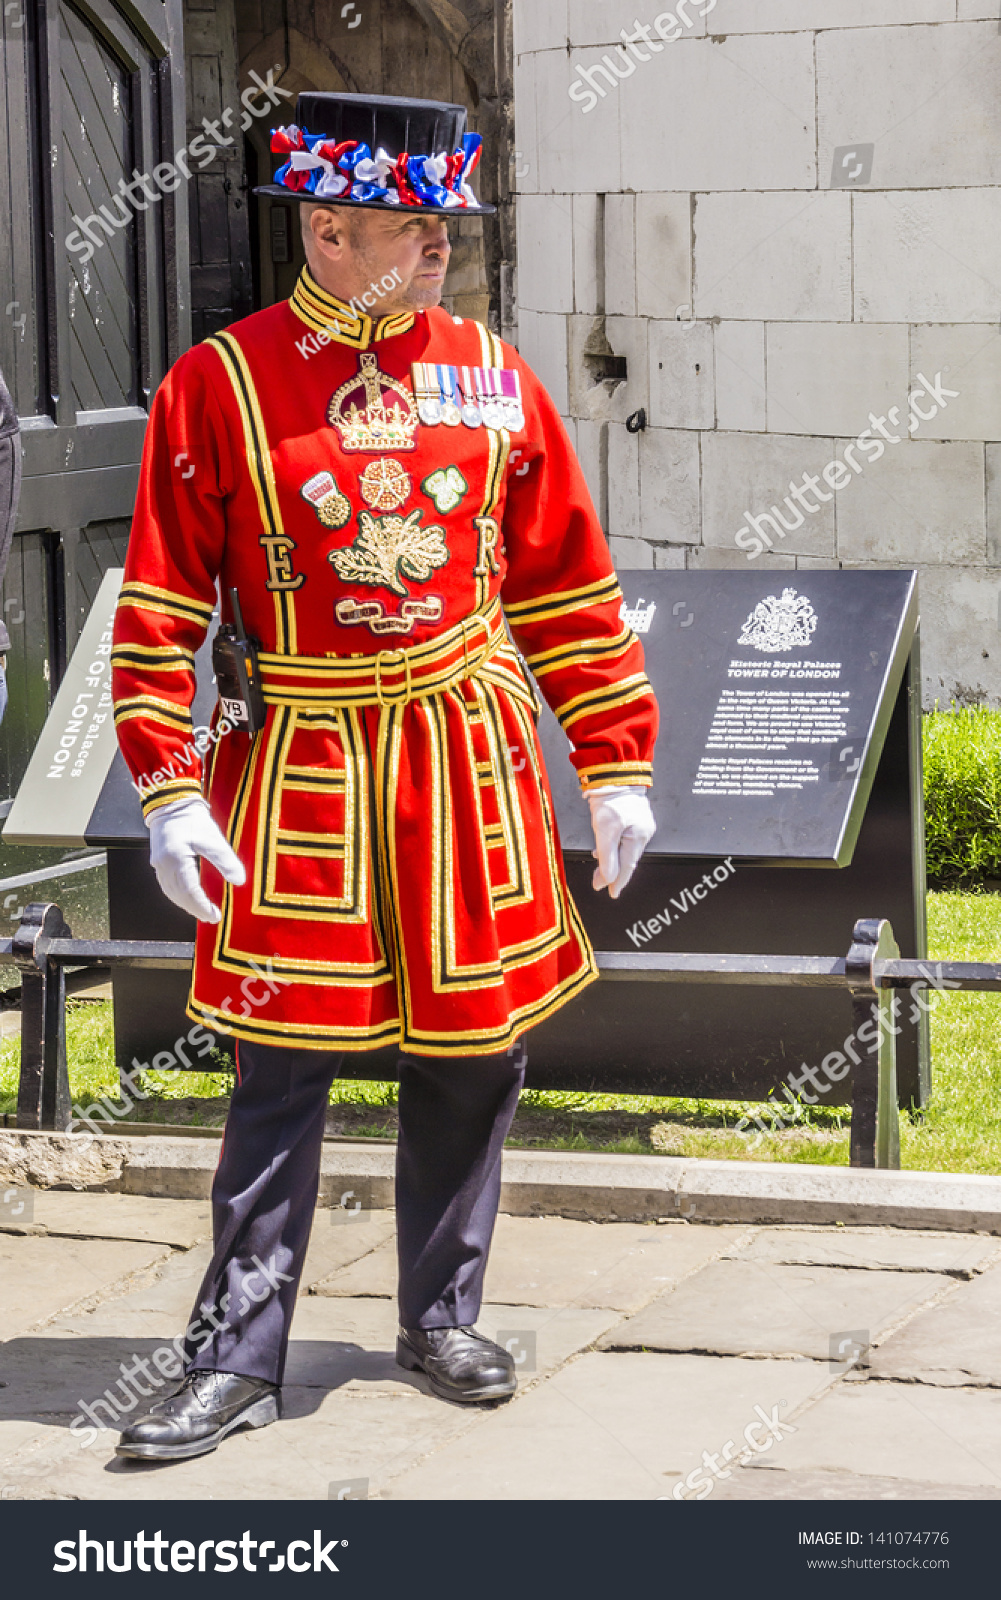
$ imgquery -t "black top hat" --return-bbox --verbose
[254,92,495,216]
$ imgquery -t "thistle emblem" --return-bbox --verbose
[738,588,818,653]
[328,509,450,596]
[328,352,419,453]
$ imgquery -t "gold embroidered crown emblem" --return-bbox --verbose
[328,353,418,453]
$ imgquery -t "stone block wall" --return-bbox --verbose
[512,0,1001,706]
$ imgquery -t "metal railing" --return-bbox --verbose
[5,903,999,1169]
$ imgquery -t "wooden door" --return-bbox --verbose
[0,0,188,936]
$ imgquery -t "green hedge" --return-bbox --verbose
[924,707,1001,886]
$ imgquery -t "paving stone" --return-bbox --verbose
[710,1464,1001,1501]
[869,1265,1001,1387]
[30,1213,395,1342]
[285,1298,617,1394]
[383,1352,830,1501]
[310,1239,397,1300]
[723,1228,999,1279]
[483,1218,749,1312]
[0,1301,616,1501]
[0,1236,173,1342]
[599,1259,953,1359]
[300,1210,396,1292]
[312,1216,748,1312]
[0,1420,60,1468]
[0,1291,613,1433]
[0,1193,212,1250]
[46,1242,214,1340]
[772,1381,1001,1489]
[0,1336,176,1421]
[0,1389,474,1503]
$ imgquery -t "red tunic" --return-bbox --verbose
[112,269,659,1055]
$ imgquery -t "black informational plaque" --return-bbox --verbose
[541,570,918,868]
[530,569,928,1110]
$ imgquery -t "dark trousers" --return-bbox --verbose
[183,1038,527,1385]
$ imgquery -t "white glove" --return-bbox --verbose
[147,797,246,924]
[586,784,656,899]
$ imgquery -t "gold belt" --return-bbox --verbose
[257,599,505,709]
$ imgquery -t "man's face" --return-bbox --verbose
[302,205,451,313]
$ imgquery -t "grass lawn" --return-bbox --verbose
[2,890,1000,1172]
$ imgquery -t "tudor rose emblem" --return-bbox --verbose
[328,352,418,452]
[738,588,817,653]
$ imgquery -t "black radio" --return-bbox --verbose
[212,587,266,734]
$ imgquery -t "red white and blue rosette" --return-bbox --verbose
[269,127,484,211]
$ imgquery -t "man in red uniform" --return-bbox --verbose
[112,92,658,1460]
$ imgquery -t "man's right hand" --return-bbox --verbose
[147,797,246,924]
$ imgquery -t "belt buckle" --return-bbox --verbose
[374,648,412,707]
[460,613,491,675]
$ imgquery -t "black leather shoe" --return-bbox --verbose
[115,1369,281,1461]
[396,1326,517,1404]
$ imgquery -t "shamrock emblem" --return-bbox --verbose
[422,466,468,515]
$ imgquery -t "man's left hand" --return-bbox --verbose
[586,785,656,899]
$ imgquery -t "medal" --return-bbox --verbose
[439,365,462,427]
[460,367,483,428]
[499,369,524,432]
[412,363,443,426]
[475,368,506,429]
